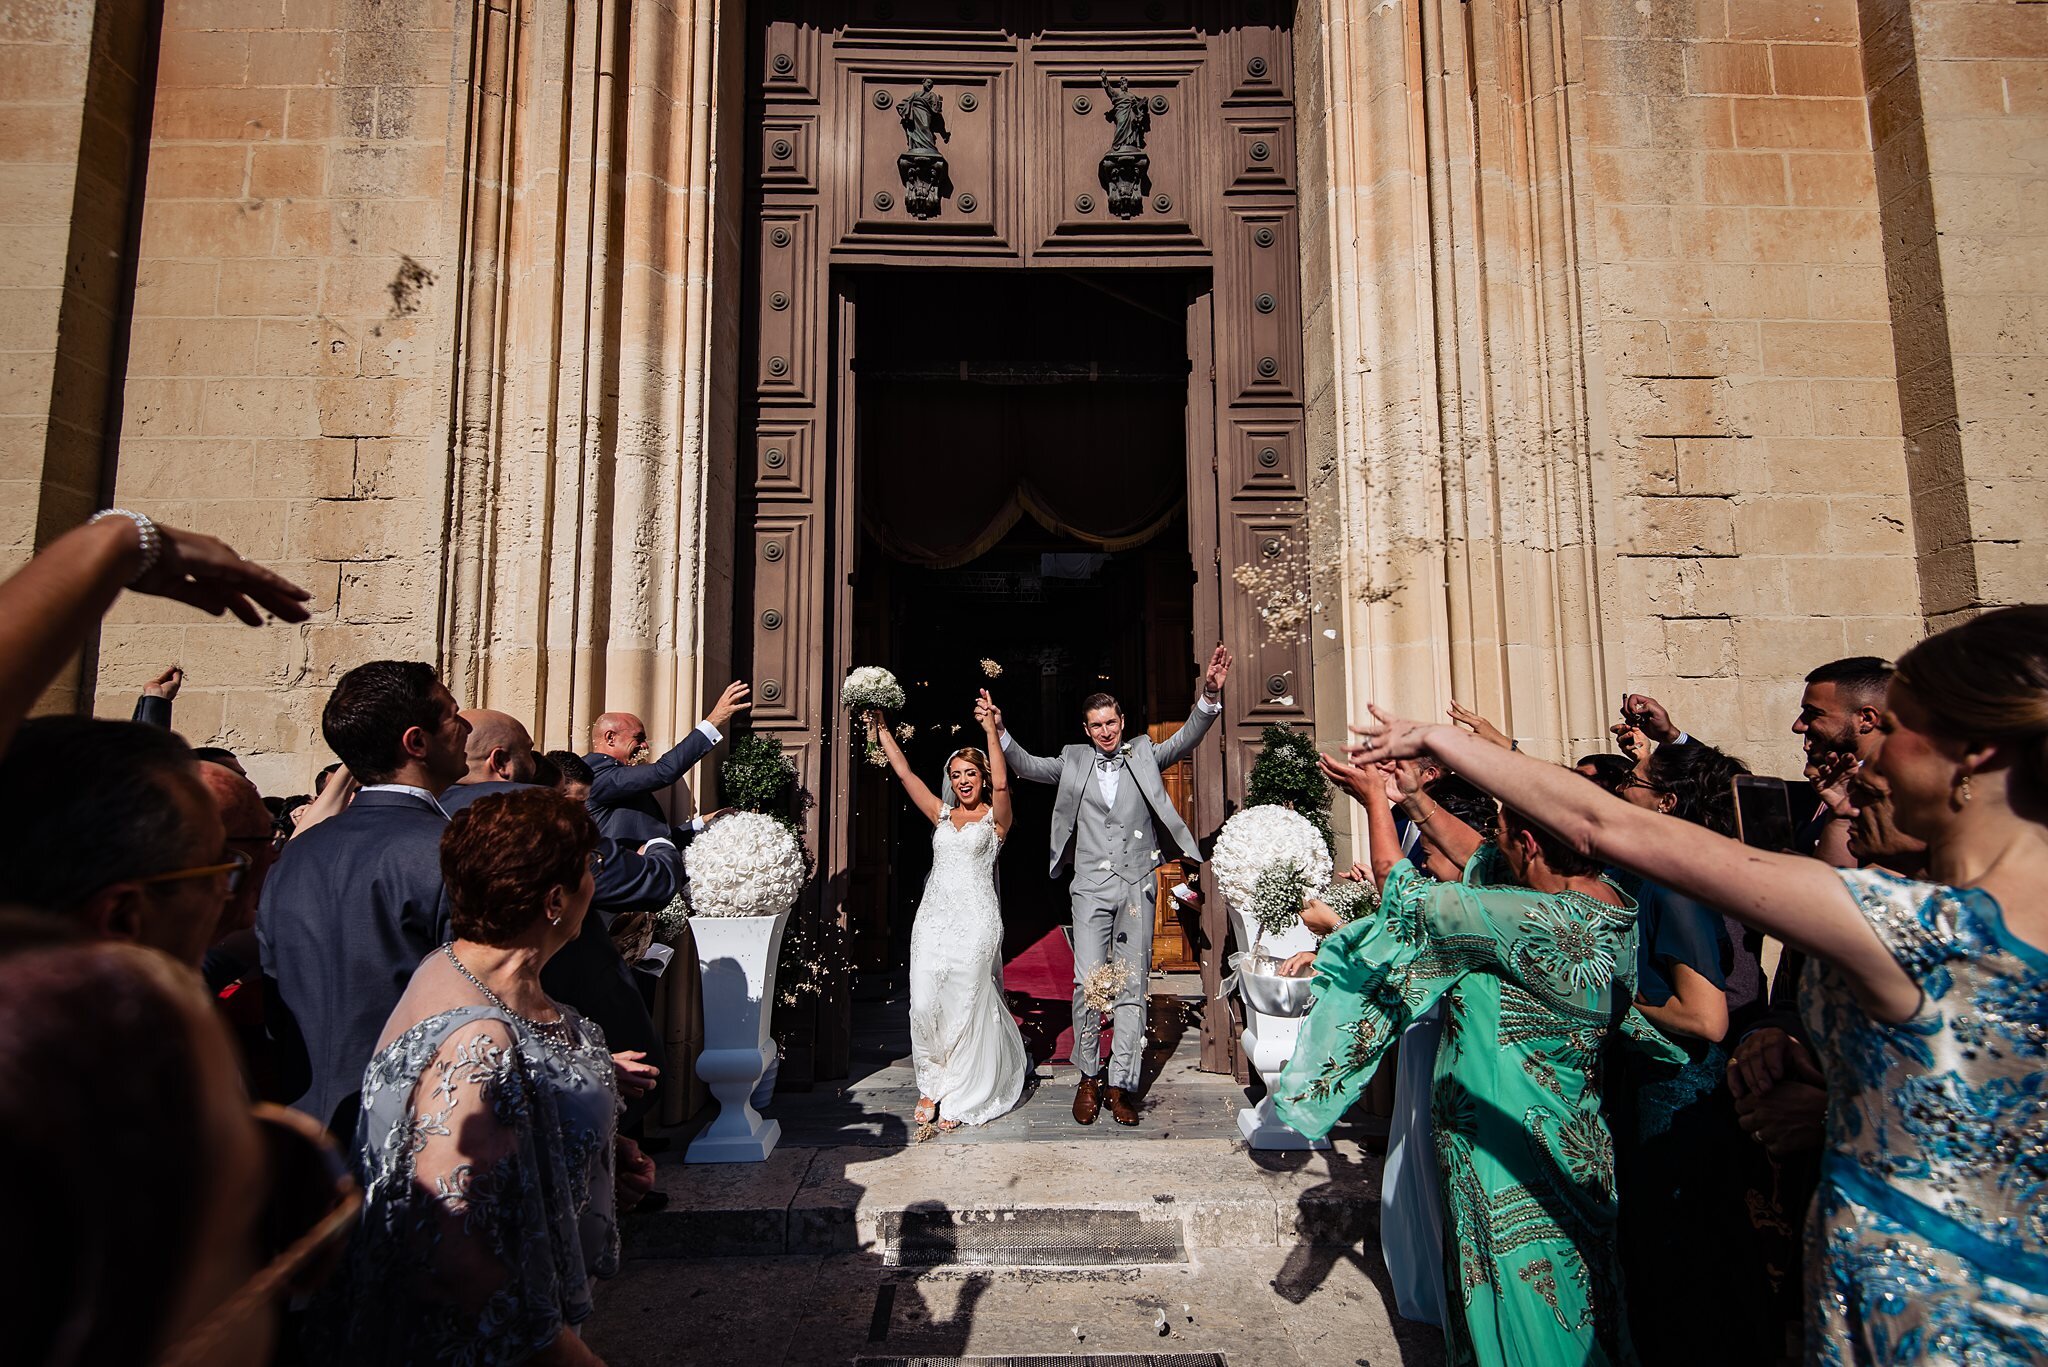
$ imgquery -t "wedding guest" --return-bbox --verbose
[0,941,358,1367]
[582,680,752,842]
[257,661,470,1132]
[0,508,307,755]
[314,788,625,1366]
[443,709,678,1111]
[1341,604,2048,1365]
[548,749,594,803]
[0,716,235,967]
[1285,754,1680,1366]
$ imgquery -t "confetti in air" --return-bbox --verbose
[1231,537,1312,645]
[979,657,1004,678]
[1080,958,1136,1012]
[895,722,916,743]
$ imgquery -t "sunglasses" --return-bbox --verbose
[137,850,255,896]
[155,1104,362,1367]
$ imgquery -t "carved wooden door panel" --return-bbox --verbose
[745,1,1311,1079]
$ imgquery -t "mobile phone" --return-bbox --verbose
[1732,775,1793,851]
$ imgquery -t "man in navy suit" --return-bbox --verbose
[583,680,752,843]
[256,660,471,1131]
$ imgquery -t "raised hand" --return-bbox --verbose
[975,688,1002,733]
[1811,749,1862,818]
[1318,752,1378,804]
[1342,705,1434,765]
[1611,720,1648,764]
[143,664,184,700]
[135,524,312,626]
[1620,692,1681,745]
[1202,643,1231,697]
[706,680,753,732]
[1447,700,1512,749]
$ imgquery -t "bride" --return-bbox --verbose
[869,707,1028,1129]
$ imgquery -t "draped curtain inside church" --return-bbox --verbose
[860,376,1187,568]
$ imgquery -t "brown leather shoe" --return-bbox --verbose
[1104,1085,1140,1127]
[1072,1073,1101,1125]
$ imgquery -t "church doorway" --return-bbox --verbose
[844,269,1201,998]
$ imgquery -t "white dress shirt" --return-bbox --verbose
[361,782,452,819]
[1004,693,1221,808]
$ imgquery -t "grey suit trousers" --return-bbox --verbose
[1071,873,1154,1089]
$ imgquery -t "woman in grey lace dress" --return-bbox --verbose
[316,787,630,1366]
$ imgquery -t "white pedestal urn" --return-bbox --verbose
[679,810,809,1165]
[1209,803,1336,1154]
[685,906,793,1164]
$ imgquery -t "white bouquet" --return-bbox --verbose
[1209,804,1333,945]
[841,665,907,766]
[1316,878,1378,926]
[684,812,807,917]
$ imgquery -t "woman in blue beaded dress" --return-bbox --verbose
[1341,604,2048,1365]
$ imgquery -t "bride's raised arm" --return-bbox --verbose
[982,706,1013,836]
[868,709,946,825]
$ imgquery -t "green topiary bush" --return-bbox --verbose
[1245,723,1333,856]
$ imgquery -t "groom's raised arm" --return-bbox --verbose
[1154,643,1231,769]
[979,690,1061,785]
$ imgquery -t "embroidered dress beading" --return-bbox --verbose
[1801,867,2048,1366]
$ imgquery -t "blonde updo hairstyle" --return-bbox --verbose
[1893,604,2048,804]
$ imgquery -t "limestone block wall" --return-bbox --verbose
[1299,0,1939,787]
[1583,0,1927,768]
[91,0,459,795]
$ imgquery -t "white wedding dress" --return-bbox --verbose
[907,807,1027,1125]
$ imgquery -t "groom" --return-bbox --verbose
[977,644,1231,1126]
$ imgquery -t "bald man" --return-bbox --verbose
[582,680,750,844]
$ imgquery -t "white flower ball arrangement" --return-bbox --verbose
[1209,804,1334,942]
[684,812,807,918]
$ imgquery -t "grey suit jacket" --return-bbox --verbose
[1004,700,1218,877]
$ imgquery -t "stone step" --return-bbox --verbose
[624,1137,1383,1262]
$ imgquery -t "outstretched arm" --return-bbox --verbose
[1318,756,1405,890]
[1345,708,1919,1021]
[982,708,1013,835]
[871,711,945,824]
[0,517,308,755]
[977,690,1061,785]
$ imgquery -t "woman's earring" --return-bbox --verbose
[1958,772,1974,806]
[548,909,563,926]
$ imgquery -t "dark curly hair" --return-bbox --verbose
[1645,741,1751,837]
[1425,772,1497,835]
[440,788,599,944]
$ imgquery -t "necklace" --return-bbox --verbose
[442,943,575,1042]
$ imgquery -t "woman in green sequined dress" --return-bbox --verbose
[1276,760,1683,1367]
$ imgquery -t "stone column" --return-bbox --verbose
[0,0,152,713]
[437,0,746,1124]
[1859,0,2048,625]
[1297,0,1615,774]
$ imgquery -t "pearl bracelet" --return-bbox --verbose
[89,508,163,585]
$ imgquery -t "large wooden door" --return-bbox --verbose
[743,2,1312,1078]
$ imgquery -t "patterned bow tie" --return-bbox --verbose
[1096,755,1123,773]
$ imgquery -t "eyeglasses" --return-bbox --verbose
[138,849,255,895]
[155,1104,363,1367]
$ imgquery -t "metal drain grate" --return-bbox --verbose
[877,1208,1189,1268]
[858,1357,1227,1366]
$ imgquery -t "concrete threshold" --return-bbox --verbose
[624,1136,1384,1261]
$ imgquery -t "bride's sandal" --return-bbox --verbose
[914,1097,937,1124]
[935,1117,963,1132]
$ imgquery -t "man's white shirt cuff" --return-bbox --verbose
[695,719,722,745]
[1196,694,1222,715]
